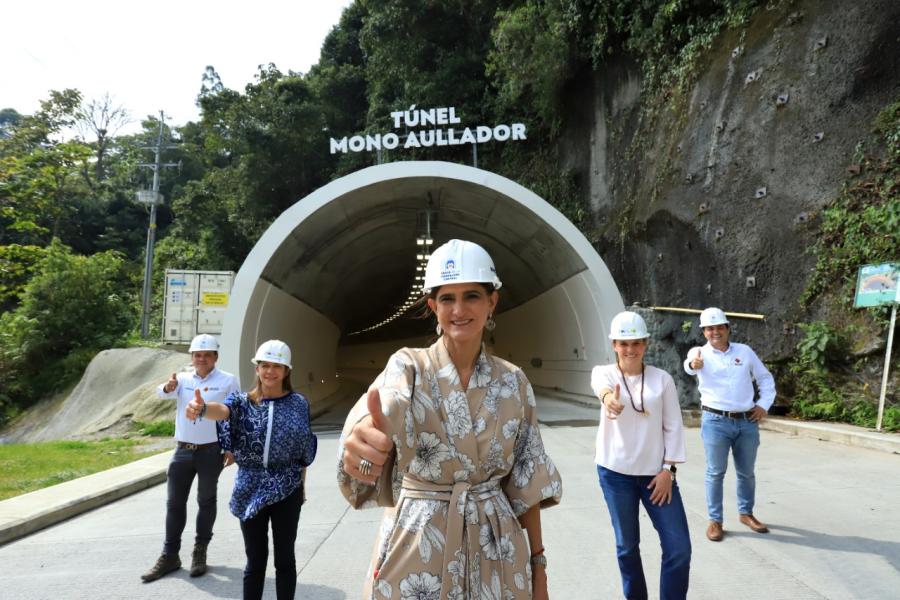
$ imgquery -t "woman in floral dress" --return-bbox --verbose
[187,339,317,600]
[339,239,562,600]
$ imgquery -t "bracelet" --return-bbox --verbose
[600,392,612,404]
[530,546,545,557]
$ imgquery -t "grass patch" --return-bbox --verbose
[132,420,175,437]
[0,438,163,500]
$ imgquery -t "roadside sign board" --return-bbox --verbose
[854,262,899,308]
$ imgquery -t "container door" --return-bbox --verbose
[197,272,234,334]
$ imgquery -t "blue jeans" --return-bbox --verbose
[597,466,692,600]
[700,410,760,522]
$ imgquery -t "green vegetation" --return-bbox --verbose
[489,0,763,130]
[801,102,900,307]
[0,438,163,500]
[781,102,900,430]
[132,420,176,437]
[0,241,135,422]
[784,321,900,431]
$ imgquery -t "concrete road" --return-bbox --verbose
[1,396,898,599]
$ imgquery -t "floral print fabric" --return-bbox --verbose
[338,339,562,599]
[218,391,317,521]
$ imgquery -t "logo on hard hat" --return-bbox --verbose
[440,259,460,282]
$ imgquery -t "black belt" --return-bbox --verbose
[177,441,219,450]
[702,405,752,419]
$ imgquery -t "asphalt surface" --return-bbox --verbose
[1,395,899,599]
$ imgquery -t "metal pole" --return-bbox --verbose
[876,302,897,432]
[650,306,766,320]
[139,113,165,338]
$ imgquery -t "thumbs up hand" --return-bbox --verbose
[367,388,389,433]
[604,384,625,420]
[343,388,394,484]
[689,348,704,370]
[186,388,206,421]
[163,373,178,394]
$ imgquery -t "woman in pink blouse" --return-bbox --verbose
[590,311,691,600]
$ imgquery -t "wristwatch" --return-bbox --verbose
[530,554,548,568]
[662,464,677,480]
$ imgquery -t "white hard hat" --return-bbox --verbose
[699,307,729,328]
[189,334,219,352]
[252,340,292,369]
[608,311,650,340]
[422,239,502,293]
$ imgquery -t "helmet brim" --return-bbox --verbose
[251,358,293,370]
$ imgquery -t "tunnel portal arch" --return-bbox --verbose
[219,161,624,401]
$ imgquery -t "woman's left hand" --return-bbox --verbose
[647,470,674,506]
[532,563,549,600]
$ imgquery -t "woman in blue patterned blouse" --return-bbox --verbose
[186,339,317,600]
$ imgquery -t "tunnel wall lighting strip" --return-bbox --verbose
[348,237,432,335]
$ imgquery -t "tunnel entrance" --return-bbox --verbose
[219,161,624,406]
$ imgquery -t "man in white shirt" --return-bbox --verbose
[683,307,776,542]
[141,334,239,583]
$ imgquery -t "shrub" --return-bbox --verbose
[786,320,898,431]
[0,240,136,423]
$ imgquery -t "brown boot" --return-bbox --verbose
[706,521,724,542]
[190,544,208,577]
[739,513,770,533]
[141,553,181,582]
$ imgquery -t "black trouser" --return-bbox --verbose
[163,445,223,555]
[239,486,303,600]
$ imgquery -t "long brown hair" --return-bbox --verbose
[248,368,293,403]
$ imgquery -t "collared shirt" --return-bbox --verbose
[156,367,239,444]
[683,341,776,412]
[218,391,317,521]
[590,364,686,476]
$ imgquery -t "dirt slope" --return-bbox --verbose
[1,348,190,443]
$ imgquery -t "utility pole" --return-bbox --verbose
[136,111,179,338]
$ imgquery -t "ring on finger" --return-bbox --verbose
[359,458,373,476]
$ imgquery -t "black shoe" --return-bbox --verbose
[141,553,181,582]
[190,544,208,577]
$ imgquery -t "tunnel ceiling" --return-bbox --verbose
[260,175,587,340]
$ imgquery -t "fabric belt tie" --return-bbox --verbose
[176,441,219,450]
[702,405,752,419]
[400,476,504,599]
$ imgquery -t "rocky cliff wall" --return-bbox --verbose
[563,0,899,389]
